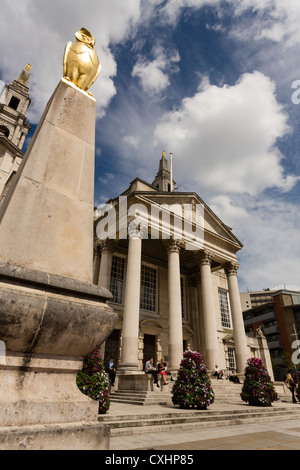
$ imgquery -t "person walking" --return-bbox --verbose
[285,373,297,403]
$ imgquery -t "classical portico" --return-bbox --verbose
[93,153,273,380]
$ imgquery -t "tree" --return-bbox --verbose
[171,350,214,409]
[241,357,278,407]
[77,348,110,414]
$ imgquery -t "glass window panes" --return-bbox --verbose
[219,289,231,329]
[110,256,125,304]
[228,348,236,370]
[140,265,157,312]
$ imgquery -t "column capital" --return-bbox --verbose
[96,238,115,254]
[224,261,240,276]
[163,239,184,254]
[196,249,213,266]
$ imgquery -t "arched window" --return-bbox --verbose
[0,125,10,138]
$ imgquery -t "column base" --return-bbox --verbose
[117,373,154,392]
[118,364,143,373]
[0,421,110,450]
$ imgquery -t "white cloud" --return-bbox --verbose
[211,193,300,292]
[161,0,300,48]
[132,46,180,94]
[123,135,141,149]
[0,0,141,122]
[161,0,219,24]
[228,0,300,47]
[154,71,298,195]
[98,172,114,185]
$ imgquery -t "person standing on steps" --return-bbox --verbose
[285,373,297,403]
[105,357,117,388]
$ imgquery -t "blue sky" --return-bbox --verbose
[0,0,299,292]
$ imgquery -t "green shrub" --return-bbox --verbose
[77,348,110,414]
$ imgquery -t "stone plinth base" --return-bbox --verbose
[0,263,117,448]
[116,373,174,392]
[0,422,110,450]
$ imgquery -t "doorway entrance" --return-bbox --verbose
[143,334,156,369]
[104,329,120,366]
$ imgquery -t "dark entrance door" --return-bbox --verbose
[104,329,120,367]
[143,334,156,370]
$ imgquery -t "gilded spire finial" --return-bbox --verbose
[162,150,166,158]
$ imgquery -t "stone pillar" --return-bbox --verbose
[0,78,118,449]
[119,235,142,372]
[0,78,96,284]
[93,243,101,285]
[195,275,206,357]
[165,240,183,372]
[198,250,219,371]
[255,328,274,381]
[98,239,114,290]
[225,262,248,374]
[187,275,201,353]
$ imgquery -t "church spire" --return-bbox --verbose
[0,65,32,196]
[0,64,31,149]
[152,151,176,192]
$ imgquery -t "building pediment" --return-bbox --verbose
[140,318,164,333]
[130,191,243,251]
[94,163,243,262]
[223,333,235,345]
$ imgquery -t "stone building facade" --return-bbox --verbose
[0,69,274,380]
[94,153,274,378]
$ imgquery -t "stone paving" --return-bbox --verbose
[108,400,300,451]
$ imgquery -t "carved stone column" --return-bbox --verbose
[224,261,248,374]
[98,239,114,290]
[193,274,206,357]
[93,242,101,285]
[119,234,142,372]
[198,250,219,371]
[165,240,183,372]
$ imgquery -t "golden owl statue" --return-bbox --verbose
[63,28,101,92]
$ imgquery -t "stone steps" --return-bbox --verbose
[99,404,300,437]
[109,390,172,406]
[108,379,288,407]
[109,381,244,406]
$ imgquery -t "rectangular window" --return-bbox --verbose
[8,96,20,110]
[140,264,157,312]
[228,348,236,370]
[110,256,125,305]
[219,288,231,329]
